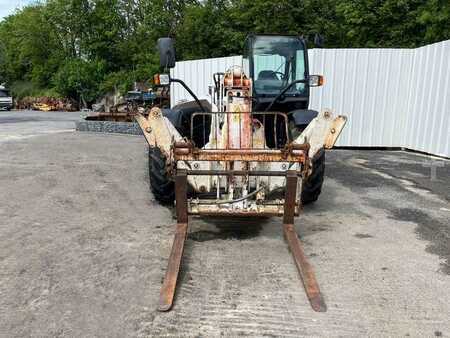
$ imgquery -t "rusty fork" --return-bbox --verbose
[158,169,188,311]
[158,169,326,312]
[283,171,327,312]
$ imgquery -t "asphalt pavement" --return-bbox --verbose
[0,110,449,337]
[0,109,80,143]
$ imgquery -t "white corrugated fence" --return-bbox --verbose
[170,55,242,107]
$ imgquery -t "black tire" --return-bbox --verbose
[148,147,175,204]
[301,148,325,205]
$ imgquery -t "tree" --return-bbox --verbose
[52,58,105,104]
[0,4,61,89]
[176,0,243,59]
[335,0,450,47]
[0,0,448,102]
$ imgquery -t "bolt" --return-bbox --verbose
[145,127,152,133]
[193,162,200,169]
[330,128,336,134]
[150,108,162,118]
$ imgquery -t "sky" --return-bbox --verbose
[0,0,34,20]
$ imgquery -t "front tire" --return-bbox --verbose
[148,147,175,204]
[301,148,325,204]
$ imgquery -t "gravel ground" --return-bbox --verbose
[0,111,449,337]
[75,120,142,135]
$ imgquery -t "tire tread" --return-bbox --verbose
[148,147,175,204]
[301,148,325,204]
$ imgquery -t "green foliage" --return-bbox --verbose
[9,81,41,98]
[9,80,62,99]
[0,0,448,104]
[52,58,106,102]
[0,4,60,87]
[176,0,244,59]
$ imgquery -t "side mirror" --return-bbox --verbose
[309,75,324,87]
[157,37,176,69]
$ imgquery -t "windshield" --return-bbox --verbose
[251,36,306,96]
[0,90,10,97]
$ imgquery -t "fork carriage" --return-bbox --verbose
[136,105,345,312]
[176,110,308,216]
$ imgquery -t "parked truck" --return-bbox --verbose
[0,85,13,110]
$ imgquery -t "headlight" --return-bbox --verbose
[309,75,324,87]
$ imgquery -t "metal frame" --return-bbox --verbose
[190,111,290,150]
[173,140,309,163]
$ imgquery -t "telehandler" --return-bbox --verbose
[135,35,347,312]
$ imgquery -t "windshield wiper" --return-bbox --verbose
[264,79,307,112]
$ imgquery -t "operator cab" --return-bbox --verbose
[244,34,323,130]
[246,35,307,98]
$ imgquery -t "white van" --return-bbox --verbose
[0,85,13,110]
